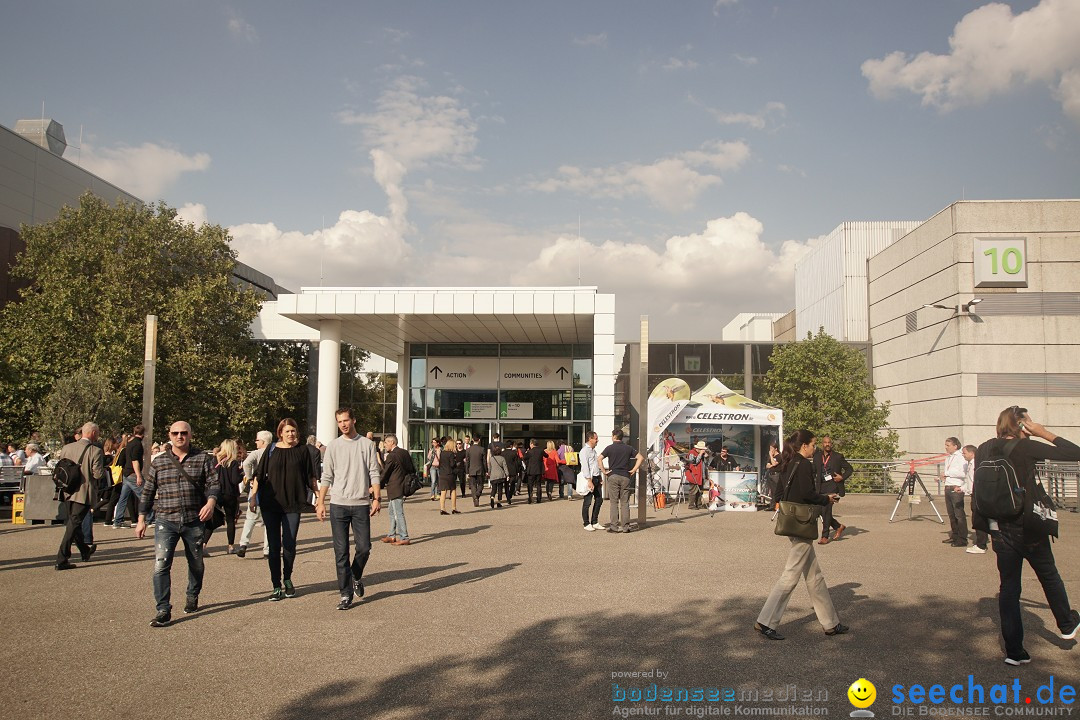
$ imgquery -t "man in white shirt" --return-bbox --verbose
[579,432,605,531]
[23,443,46,474]
[941,437,968,548]
[962,444,987,554]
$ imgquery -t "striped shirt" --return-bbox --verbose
[140,447,220,524]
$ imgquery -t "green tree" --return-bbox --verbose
[0,193,300,446]
[34,368,127,444]
[761,329,898,487]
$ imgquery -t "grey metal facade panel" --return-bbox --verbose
[977,373,1080,397]
[974,292,1080,316]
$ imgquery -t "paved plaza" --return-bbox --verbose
[1,494,1077,719]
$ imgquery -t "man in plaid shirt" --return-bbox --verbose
[136,420,220,627]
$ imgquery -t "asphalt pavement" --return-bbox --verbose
[0,492,1077,719]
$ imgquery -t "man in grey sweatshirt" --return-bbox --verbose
[316,407,382,610]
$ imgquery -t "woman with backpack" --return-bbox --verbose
[972,406,1080,665]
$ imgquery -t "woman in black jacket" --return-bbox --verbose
[973,406,1080,665]
[203,438,243,554]
[438,439,461,515]
[754,429,846,641]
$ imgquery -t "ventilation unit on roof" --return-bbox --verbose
[14,118,67,157]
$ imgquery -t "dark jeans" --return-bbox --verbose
[469,474,485,504]
[457,471,466,496]
[490,479,505,505]
[582,476,603,525]
[944,486,967,543]
[57,501,92,565]
[819,480,841,537]
[992,533,1078,658]
[330,503,372,599]
[505,475,518,502]
[202,495,240,547]
[974,528,989,550]
[262,507,301,589]
[527,474,543,503]
[152,518,204,613]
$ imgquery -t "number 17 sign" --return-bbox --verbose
[974,237,1027,288]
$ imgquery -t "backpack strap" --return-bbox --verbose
[1002,438,1021,458]
[779,457,801,502]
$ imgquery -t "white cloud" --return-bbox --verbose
[229,210,411,291]
[573,32,608,48]
[338,76,480,230]
[176,202,209,226]
[226,10,258,42]
[514,213,813,337]
[663,57,699,71]
[713,0,738,14]
[777,164,807,178]
[530,141,751,213]
[709,101,786,130]
[78,142,211,199]
[732,53,758,67]
[862,0,1080,124]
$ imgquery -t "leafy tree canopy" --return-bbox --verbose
[761,328,898,462]
[0,193,300,447]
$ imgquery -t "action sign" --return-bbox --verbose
[974,237,1027,288]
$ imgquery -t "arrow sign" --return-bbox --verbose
[430,365,442,380]
[556,366,569,379]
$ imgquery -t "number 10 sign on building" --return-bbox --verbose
[974,237,1027,288]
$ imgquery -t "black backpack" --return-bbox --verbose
[402,473,423,498]
[53,444,92,495]
[972,439,1023,521]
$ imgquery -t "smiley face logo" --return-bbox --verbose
[848,678,876,709]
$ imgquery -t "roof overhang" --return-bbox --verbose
[253,287,602,359]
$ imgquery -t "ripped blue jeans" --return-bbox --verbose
[152,518,205,613]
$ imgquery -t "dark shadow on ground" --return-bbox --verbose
[264,584,1071,720]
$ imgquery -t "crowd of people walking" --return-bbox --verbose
[31,404,1080,665]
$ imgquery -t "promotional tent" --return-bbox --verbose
[648,378,784,508]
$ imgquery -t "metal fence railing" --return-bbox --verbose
[1038,461,1080,512]
[843,459,1079,513]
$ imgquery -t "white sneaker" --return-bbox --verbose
[592,523,606,530]
[1062,617,1080,640]
[583,524,595,532]
[965,546,986,554]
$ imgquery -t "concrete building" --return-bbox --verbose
[794,221,920,342]
[0,119,285,305]
[254,287,616,458]
[868,200,1080,455]
[721,312,785,341]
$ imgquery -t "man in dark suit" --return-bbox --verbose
[813,436,854,544]
[524,439,546,504]
[465,436,488,507]
[55,421,106,570]
[501,443,522,504]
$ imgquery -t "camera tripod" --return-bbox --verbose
[889,469,945,523]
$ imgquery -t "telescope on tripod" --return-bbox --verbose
[889,454,947,523]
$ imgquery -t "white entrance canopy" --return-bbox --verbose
[252,287,616,445]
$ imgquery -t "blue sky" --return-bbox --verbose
[2,0,1077,339]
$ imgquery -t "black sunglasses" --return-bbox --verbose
[170,431,190,437]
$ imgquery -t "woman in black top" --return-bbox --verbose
[754,429,846,641]
[203,438,243,554]
[438,439,460,515]
[251,418,318,601]
[973,406,1080,665]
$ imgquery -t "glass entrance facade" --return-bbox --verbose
[406,342,593,461]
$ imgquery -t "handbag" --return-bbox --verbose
[774,459,822,540]
[575,471,591,496]
[110,449,124,485]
